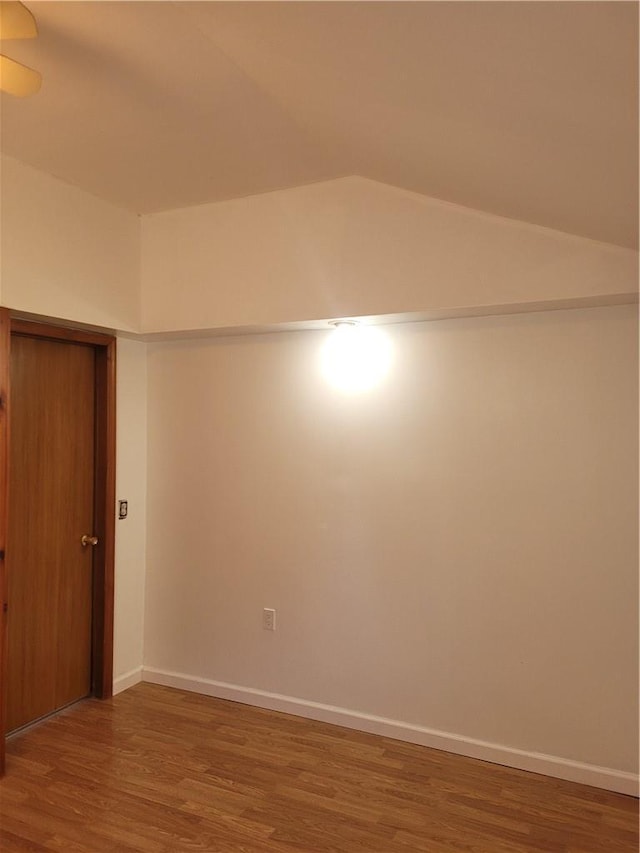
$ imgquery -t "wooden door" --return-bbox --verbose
[6,334,96,732]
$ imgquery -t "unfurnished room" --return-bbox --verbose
[0,1,637,851]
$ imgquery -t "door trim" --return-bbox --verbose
[0,310,10,776]
[0,311,116,774]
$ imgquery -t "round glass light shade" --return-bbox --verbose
[320,322,392,393]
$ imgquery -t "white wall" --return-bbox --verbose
[143,304,638,789]
[113,338,147,691]
[140,177,638,333]
[0,156,147,688]
[2,156,637,791]
[3,160,635,337]
[0,155,140,332]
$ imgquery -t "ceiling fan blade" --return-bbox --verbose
[0,1,37,40]
[0,53,41,96]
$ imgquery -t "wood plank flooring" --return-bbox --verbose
[0,683,637,852]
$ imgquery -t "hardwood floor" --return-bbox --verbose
[0,683,637,852]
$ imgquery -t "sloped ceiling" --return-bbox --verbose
[0,1,637,248]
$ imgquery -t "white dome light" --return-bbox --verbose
[321,322,392,394]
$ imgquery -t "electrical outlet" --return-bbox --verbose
[263,607,276,631]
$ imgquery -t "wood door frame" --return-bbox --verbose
[0,310,116,775]
[0,310,9,776]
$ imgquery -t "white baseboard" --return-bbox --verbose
[113,666,143,695]
[142,667,638,797]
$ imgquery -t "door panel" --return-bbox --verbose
[7,335,95,732]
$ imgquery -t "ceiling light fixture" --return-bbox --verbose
[0,1,41,97]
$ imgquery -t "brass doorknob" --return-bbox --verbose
[81,535,98,547]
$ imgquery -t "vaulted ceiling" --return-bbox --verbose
[1,1,637,248]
